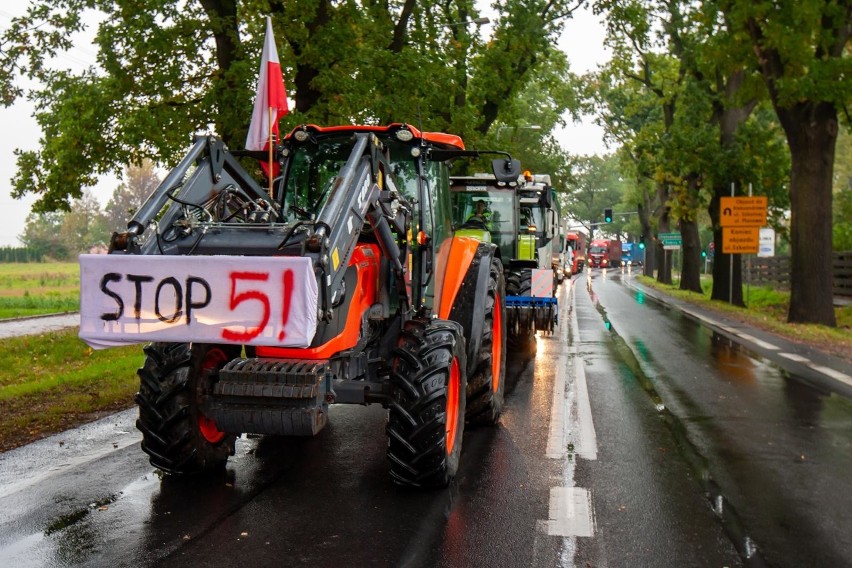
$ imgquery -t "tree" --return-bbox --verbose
[105,160,162,232]
[1,0,582,213]
[559,154,627,239]
[20,211,68,260]
[60,189,110,255]
[721,0,851,326]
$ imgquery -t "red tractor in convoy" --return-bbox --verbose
[79,124,521,488]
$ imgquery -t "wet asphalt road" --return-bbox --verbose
[1,271,851,567]
[573,268,852,567]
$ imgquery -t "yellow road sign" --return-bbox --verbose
[720,196,767,227]
[722,227,759,254]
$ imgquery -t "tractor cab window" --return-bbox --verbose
[282,139,350,221]
[449,186,514,260]
[283,135,419,223]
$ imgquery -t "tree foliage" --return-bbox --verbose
[20,211,69,260]
[1,0,583,212]
[559,154,627,238]
[719,0,851,325]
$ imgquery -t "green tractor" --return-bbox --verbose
[450,171,560,355]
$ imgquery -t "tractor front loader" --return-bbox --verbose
[79,124,519,488]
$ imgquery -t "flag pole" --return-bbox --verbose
[268,106,274,200]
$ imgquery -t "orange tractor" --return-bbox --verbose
[80,124,520,488]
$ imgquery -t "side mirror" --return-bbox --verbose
[492,158,521,183]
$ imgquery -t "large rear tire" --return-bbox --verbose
[506,269,536,357]
[466,257,507,426]
[387,319,467,489]
[135,342,239,475]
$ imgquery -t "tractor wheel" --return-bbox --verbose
[135,342,240,475]
[466,256,507,426]
[505,269,537,357]
[387,319,467,489]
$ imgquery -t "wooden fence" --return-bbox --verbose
[742,252,852,297]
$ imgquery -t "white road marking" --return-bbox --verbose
[776,354,852,387]
[779,353,810,363]
[809,365,852,388]
[573,353,598,460]
[571,290,597,461]
[545,487,595,537]
[734,333,779,351]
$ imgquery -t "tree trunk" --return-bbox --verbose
[777,102,838,326]
[679,216,702,293]
[655,181,672,284]
[638,193,654,277]
[198,0,243,147]
[278,0,329,115]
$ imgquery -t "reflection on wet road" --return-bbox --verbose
[577,268,852,567]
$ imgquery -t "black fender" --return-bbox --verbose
[449,242,499,379]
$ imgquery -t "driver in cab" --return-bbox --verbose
[467,200,490,225]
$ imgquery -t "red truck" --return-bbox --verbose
[565,232,587,275]
[588,239,622,268]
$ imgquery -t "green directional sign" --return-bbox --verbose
[658,232,682,250]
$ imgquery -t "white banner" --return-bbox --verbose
[79,254,318,349]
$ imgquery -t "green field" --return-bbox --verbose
[0,262,80,318]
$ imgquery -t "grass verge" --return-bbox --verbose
[636,275,852,363]
[0,328,142,453]
[0,262,80,318]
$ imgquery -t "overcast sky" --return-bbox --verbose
[0,4,611,247]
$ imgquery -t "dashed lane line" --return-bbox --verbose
[545,487,595,537]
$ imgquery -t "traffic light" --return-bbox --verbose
[701,250,707,258]
[604,208,613,223]
[638,241,645,250]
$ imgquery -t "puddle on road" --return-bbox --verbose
[44,494,118,536]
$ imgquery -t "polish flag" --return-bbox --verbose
[246,16,288,176]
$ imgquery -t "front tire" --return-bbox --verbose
[387,319,467,489]
[466,257,507,426]
[135,342,239,475]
